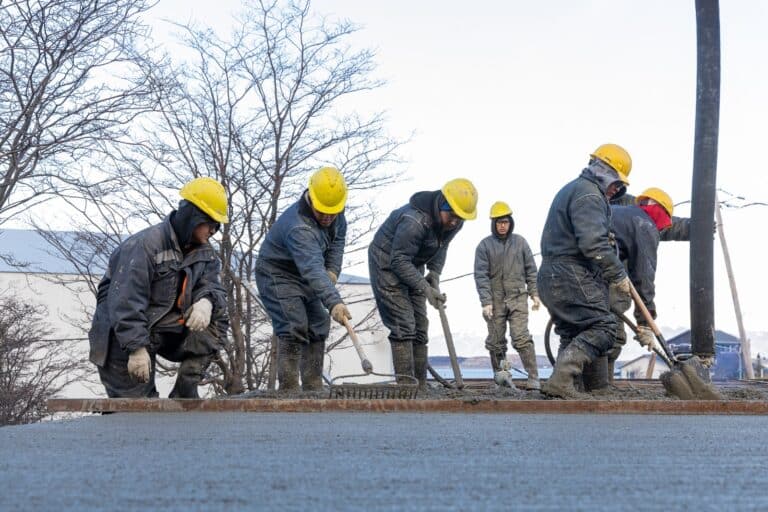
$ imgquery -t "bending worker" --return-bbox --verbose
[473,201,541,390]
[368,179,478,387]
[538,144,632,399]
[255,167,351,392]
[89,177,230,398]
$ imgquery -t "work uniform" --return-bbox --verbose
[538,168,627,360]
[474,219,539,377]
[89,204,228,398]
[255,191,346,389]
[611,193,690,241]
[368,190,462,382]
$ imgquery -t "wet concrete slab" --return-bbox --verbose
[2,412,767,511]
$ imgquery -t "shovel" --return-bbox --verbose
[435,291,464,389]
[627,281,722,400]
[328,318,419,399]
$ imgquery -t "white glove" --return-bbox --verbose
[531,295,541,311]
[330,303,352,325]
[482,305,493,321]
[634,325,655,352]
[127,347,151,383]
[611,276,631,295]
[186,298,213,331]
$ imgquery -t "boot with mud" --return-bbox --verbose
[517,343,540,390]
[541,341,592,399]
[300,341,325,391]
[488,350,503,373]
[582,354,610,393]
[169,355,211,398]
[413,343,429,389]
[390,341,414,385]
[277,337,302,392]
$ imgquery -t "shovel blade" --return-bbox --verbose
[660,356,723,401]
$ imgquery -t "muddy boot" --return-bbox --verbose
[278,337,302,391]
[413,343,428,388]
[541,342,592,399]
[582,354,609,392]
[517,343,540,391]
[169,355,211,398]
[390,341,414,384]
[488,350,502,373]
[301,341,325,391]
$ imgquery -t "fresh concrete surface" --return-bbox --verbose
[1,412,766,511]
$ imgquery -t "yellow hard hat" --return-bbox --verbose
[637,187,673,216]
[180,177,229,223]
[308,166,347,214]
[441,178,478,220]
[489,201,513,219]
[590,143,632,185]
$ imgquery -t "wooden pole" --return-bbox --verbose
[715,194,754,378]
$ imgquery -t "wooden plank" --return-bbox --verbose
[47,398,768,415]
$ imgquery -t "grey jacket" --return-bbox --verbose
[89,216,228,366]
[474,232,538,307]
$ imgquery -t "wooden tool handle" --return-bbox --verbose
[343,318,373,374]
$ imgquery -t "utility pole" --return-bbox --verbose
[715,194,754,378]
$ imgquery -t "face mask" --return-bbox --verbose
[639,203,672,231]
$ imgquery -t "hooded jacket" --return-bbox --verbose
[611,193,690,241]
[369,190,462,291]
[540,169,627,283]
[255,191,347,311]
[89,210,228,366]
[474,218,537,307]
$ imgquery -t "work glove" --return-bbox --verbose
[634,325,655,352]
[127,347,151,383]
[425,271,440,290]
[326,270,338,285]
[610,276,631,296]
[424,286,447,310]
[185,298,213,331]
[482,305,493,321]
[531,295,541,311]
[330,303,352,325]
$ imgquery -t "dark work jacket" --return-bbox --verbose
[610,193,690,241]
[540,172,626,283]
[89,215,228,366]
[611,205,660,321]
[474,231,538,307]
[369,190,462,291]
[255,192,346,310]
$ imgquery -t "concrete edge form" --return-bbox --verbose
[47,398,768,415]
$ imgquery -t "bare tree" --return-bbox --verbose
[0,0,158,225]
[39,0,405,395]
[0,296,88,425]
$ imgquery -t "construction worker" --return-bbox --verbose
[598,188,677,385]
[88,177,230,398]
[538,143,632,399]
[368,178,478,387]
[611,192,691,241]
[474,201,541,390]
[255,167,351,392]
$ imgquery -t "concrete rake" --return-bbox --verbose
[329,318,418,399]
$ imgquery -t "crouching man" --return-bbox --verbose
[89,177,230,398]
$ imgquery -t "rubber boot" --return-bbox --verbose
[582,354,609,392]
[413,343,428,389]
[390,341,414,384]
[517,343,540,391]
[278,337,302,392]
[301,341,325,391]
[541,342,593,399]
[488,350,502,373]
[169,355,211,398]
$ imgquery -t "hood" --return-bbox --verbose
[409,190,464,234]
[170,199,217,249]
[580,160,621,194]
[491,215,514,239]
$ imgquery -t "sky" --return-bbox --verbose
[137,1,768,358]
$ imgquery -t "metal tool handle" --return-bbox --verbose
[618,312,674,369]
[343,318,373,374]
[436,300,464,389]
[627,281,676,362]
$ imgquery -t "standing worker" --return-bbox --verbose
[368,179,478,387]
[538,144,632,399]
[599,187,677,385]
[89,177,230,398]
[474,201,541,390]
[255,167,351,392]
